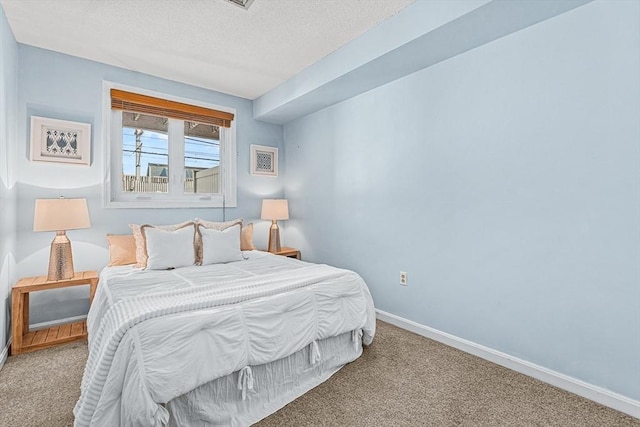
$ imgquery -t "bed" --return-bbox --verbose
[73,250,376,426]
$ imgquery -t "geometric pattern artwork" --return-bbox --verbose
[30,116,91,165]
[255,150,274,172]
[250,144,278,176]
[45,129,80,158]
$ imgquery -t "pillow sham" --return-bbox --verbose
[130,221,194,268]
[144,224,197,270]
[194,218,243,264]
[240,223,256,251]
[199,224,243,265]
[195,218,243,230]
[106,234,137,266]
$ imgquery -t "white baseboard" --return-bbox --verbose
[0,337,11,371]
[376,309,640,419]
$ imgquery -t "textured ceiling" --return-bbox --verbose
[0,0,415,99]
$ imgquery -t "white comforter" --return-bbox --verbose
[73,251,376,426]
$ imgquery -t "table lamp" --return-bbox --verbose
[33,197,91,281]
[261,199,289,253]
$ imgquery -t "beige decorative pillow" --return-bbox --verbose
[130,221,194,268]
[195,218,243,230]
[106,234,137,266]
[194,218,243,264]
[241,223,256,251]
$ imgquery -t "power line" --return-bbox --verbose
[185,137,219,146]
[123,149,169,157]
[123,131,168,141]
[123,131,218,146]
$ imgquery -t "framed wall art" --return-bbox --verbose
[250,144,278,177]
[30,116,91,165]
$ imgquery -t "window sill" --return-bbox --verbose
[104,194,237,209]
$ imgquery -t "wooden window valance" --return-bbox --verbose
[110,89,234,128]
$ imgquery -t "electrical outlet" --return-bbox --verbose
[399,271,408,286]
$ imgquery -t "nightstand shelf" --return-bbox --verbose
[20,320,87,353]
[11,270,99,355]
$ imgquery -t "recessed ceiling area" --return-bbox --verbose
[0,0,415,99]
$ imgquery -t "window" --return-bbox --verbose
[103,83,237,208]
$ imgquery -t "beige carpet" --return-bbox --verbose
[0,321,637,427]
[0,340,86,427]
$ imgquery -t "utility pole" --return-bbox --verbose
[134,129,143,179]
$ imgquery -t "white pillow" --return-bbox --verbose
[144,225,196,270]
[200,224,243,265]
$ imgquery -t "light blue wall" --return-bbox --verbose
[283,0,640,401]
[0,5,18,353]
[15,46,284,324]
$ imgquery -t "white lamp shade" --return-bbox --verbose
[261,199,289,221]
[33,198,91,232]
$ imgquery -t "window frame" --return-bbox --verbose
[102,81,237,208]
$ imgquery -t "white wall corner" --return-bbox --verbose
[0,337,11,371]
[375,309,640,419]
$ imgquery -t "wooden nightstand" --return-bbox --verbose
[11,270,99,355]
[265,247,301,260]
